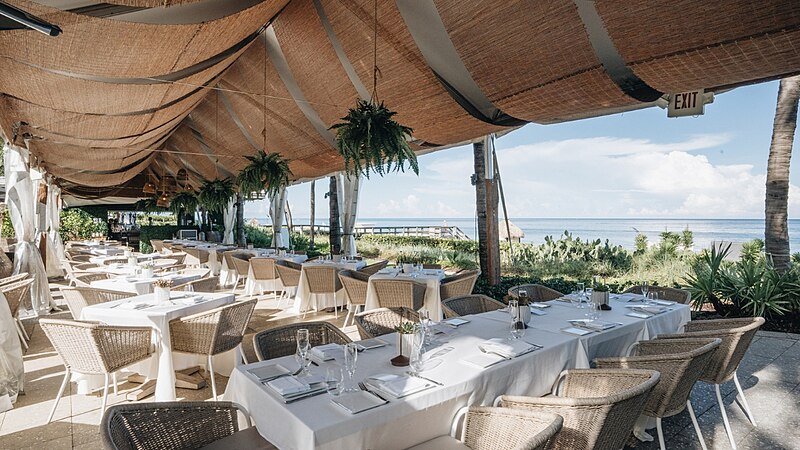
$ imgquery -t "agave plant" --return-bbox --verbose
[237,150,292,198]
[198,178,235,214]
[329,99,417,178]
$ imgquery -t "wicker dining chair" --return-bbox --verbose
[623,285,692,304]
[253,321,351,361]
[169,299,257,398]
[507,284,564,303]
[442,294,506,318]
[173,276,219,293]
[408,406,563,450]
[149,239,165,253]
[372,279,426,312]
[225,253,252,292]
[68,254,94,263]
[2,278,34,350]
[60,287,136,320]
[338,269,370,327]
[72,272,113,288]
[353,307,420,340]
[359,260,388,276]
[249,257,279,297]
[422,263,442,270]
[177,267,212,279]
[168,252,187,265]
[101,401,275,450]
[39,318,154,422]
[656,317,765,449]
[595,338,721,450]
[275,260,302,303]
[0,272,29,286]
[103,257,129,266]
[184,247,210,267]
[498,368,661,450]
[440,270,480,301]
[302,265,343,318]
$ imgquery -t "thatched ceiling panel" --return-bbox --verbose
[320,0,501,145]
[28,141,154,172]
[43,152,156,187]
[103,0,202,7]
[0,0,282,78]
[596,0,800,64]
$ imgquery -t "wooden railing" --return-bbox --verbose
[290,224,471,240]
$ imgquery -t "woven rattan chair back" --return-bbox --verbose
[184,247,210,266]
[250,257,277,281]
[168,252,187,265]
[101,401,247,450]
[253,321,351,361]
[39,318,152,375]
[69,254,94,263]
[103,257,128,266]
[60,287,136,319]
[338,269,370,306]
[442,294,505,318]
[1,278,33,317]
[303,265,341,294]
[72,272,112,288]
[507,284,564,302]
[354,307,420,340]
[372,279,426,310]
[150,240,165,252]
[275,260,302,288]
[623,285,692,304]
[170,298,257,356]
[0,272,29,286]
[359,260,388,276]
[174,276,219,293]
[500,369,660,450]
[595,338,721,418]
[440,270,479,301]
[658,317,765,384]
[461,407,563,450]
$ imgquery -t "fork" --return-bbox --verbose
[358,382,389,402]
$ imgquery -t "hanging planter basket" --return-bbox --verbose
[330,100,417,179]
[198,178,235,214]
[236,150,292,199]
[169,191,198,215]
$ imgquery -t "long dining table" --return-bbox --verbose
[224,294,691,449]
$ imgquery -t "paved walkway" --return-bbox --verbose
[1,286,798,449]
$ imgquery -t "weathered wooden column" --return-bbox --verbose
[328,176,341,255]
[473,136,501,285]
[309,180,316,250]
[235,193,245,247]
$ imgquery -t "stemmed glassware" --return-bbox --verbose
[508,299,525,340]
[641,281,650,304]
[343,343,359,392]
[295,329,310,377]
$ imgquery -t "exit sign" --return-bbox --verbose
[668,89,706,117]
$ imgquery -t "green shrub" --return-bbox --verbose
[634,233,648,254]
[60,208,108,242]
[681,228,694,250]
[244,225,272,248]
[1,210,13,238]
[139,225,184,253]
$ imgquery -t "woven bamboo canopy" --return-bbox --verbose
[1,0,799,204]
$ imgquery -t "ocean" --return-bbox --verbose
[250,217,800,252]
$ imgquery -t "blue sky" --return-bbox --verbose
[245,81,800,221]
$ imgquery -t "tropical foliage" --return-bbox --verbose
[329,100,417,178]
[198,178,235,214]
[169,191,198,215]
[59,208,108,242]
[237,150,292,198]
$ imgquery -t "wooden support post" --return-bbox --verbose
[235,193,245,247]
[309,180,316,250]
[328,176,341,255]
[474,139,501,285]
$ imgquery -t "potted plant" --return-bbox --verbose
[153,278,174,304]
[592,283,611,309]
[392,321,416,366]
[198,178,235,214]
[237,150,292,198]
[170,191,198,226]
[140,262,154,279]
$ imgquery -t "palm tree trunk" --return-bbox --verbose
[309,180,316,250]
[329,176,341,255]
[766,76,800,273]
[236,193,245,247]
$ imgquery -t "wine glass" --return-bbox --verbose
[295,329,310,377]
[582,287,593,309]
[343,343,359,392]
[641,282,650,303]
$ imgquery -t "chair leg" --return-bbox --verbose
[15,321,28,350]
[333,292,339,319]
[344,303,353,327]
[112,372,118,396]
[208,354,218,399]
[733,371,756,426]
[47,369,70,423]
[655,417,666,450]
[16,318,29,340]
[715,384,737,450]
[687,399,708,450]
[100,373,110,415]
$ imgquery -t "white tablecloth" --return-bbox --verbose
[89,253,165,266]
[224,299,690,449]
[365,268,446,319]
[80,292,235,401]
[86,258,178,276]
[244,255,309,296]
[293,260,367,313]
[90,272,202,295]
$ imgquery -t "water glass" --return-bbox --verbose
[582,288,593,309]
[418,310,431,347]
[508,299,519,319]
[325,365,343,397]
[343,343,359,392]
[296,329,310,377]
[510,316,526,340]
[647,292,658,305]
[570,290,582,308]
[409,326,426,375]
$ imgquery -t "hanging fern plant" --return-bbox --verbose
[330,100,417,178]
[169,191,198,215]
[328,0,417,179]
[237,150,292,198]
[134,196,164,213]
[198,178,235,214]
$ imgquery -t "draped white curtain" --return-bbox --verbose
[269,188,289,248]
[34,177,61,278]
[0,291,23,409]
[3,144,54,314]
[222,198,236,245]
[337,173,360,256]
[48,184,66,266]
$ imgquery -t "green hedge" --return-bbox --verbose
[60,208,108,242]
[139,225,185,253]
[473,275,626,302]
[357,234,479,253]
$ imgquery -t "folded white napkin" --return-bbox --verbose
[267,376,309,396]
[366,374,432,398]
[478,338,535,358]
[625,305,666,315]
[569,319,617,331]
[310,343,341,361]
[248,364,290,381]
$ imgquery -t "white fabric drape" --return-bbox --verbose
[35,178,61,278]
[48,184,66,266]
[337,173,360,256]
[3,144,54,314]
[269,188,289,248]
[222,199,236,245]
[0,290,23,409]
